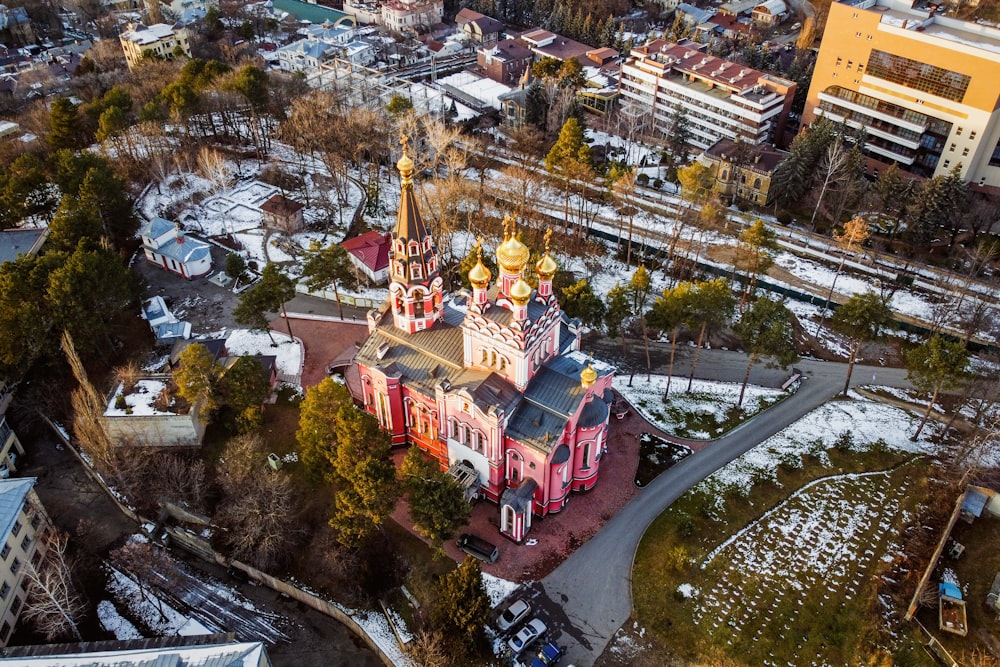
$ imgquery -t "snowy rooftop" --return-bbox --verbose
[437,71,512,110]
[120,22,182,45]
[105,379,181,417]
[3,639,269,667]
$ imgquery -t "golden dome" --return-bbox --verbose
[536,252,558,280]
[510,277,532,306]
[496,216,530,274]
[535,228,557,279]
[581,362,598,388]
[468,239,491,289]
[397,135,414,185]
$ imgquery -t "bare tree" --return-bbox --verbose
[109,539,175,622]
[814,215,870,337]
[810,141,849,230]
[215,471,300,571]
[23,531,86,642]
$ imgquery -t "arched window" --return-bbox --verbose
[408,241,419,256]
[753,177,762,189]
[498,356,507,372]
[428,258,437,273]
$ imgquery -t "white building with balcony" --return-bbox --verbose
[618,39,796,149]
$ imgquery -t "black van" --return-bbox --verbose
[457,533,499,563]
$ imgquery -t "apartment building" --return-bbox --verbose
[0,478,49,646]
[803,0,1000,189]
[119,22,191,70]
[619,39,796,149]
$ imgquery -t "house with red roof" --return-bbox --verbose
[341,230,392,284]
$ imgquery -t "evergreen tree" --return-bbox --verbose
[220,356,270,432]
[733,296,798,407]
[600,15,616,47]
[434,557,490,643]
[556,279,605,328]
[831,292,893,396]
[48,97,84,151]
[46,241,142,362]
[735,219,778,308]
[173,342,223,415]
[647,281,694,398]
[685,279,736,391]
[400,447,471,546]
[545,117,592,231]
[234,263,296,342]
[301,242,356,319]
[905,335,968,440]
[605,283,631,357]
[296,378,352,479]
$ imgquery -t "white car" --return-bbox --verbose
[497,598,531,634]
[507,618,546,655]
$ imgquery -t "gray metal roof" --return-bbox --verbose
[357,294,611,454]
[500,478,538,513]
[0,229,46,264]
[0,478,34,541]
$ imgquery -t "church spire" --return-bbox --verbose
[388,135,443,334]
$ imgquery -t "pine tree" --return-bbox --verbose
[905,335,968,440]
[600,15,616,47]
[434,557,490,642]
[734,297,798,407]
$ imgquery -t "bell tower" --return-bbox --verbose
[388,136,444,334]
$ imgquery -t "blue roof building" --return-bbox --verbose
[139,217,212,279]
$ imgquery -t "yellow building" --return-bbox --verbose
[700,138,788,205]
[119,22,191,70]
[804,0,1000,190]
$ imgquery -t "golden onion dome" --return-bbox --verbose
[497,234,530,275]
[581,362,598,388]
[469,258,491,289]
[536,252,558,280]
[510,277,532,306]
[496,215,530,274]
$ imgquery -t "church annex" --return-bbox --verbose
[353,139,614,542]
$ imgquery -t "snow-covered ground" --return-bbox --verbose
[221,329,302,378]
[700,390,940,499]
[614,374,787,439]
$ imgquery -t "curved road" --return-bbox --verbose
[539,352,911,667]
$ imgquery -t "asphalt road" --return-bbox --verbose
[536,351,911,667]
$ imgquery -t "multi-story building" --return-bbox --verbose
[119,22,191,70]
[618,39,796,149]
[699,138,788,205]
[0,478,49,646]
[2,637,271,665]
[477,38,534,85]
[379,0,443,34]
[803,0,1000,189]
[352,140,615,543]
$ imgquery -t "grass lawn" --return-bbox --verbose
[634,447,934,666]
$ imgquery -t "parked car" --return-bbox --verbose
[508,618,546,655]
[531,642,565,666]
[457,533,499,563]
[497,598,531,633]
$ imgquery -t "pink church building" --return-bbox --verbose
[353,140,615,542]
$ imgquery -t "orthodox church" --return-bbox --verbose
[353,138,614,542]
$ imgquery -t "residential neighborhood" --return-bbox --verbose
[0,0,997,665]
